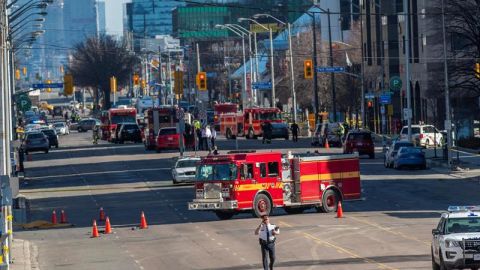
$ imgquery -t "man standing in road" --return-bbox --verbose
[290,122,299,142]
[255,214,279,270]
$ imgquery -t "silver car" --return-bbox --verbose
[53,122,70,135]
[23,132,49,154]
[172,157,200,184]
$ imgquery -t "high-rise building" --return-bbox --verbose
[97,1,106,35]
[63,0,98,48]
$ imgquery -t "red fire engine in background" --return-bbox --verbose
[143,106,180,150]
[219,107,282,139]
[188,151,361,219]
[213,103,238,131]
[100,107,137,141]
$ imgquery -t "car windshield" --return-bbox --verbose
[177,160,198,168]
[394,142,414,151]
[112,115,136,124]
[53,123,65,127]
[159,128,176,135]
[123,125,139,130]
[402,127,420,134]
[259,112,281,121]
[27,133,44,139]
[446,217,480,234]
[196,163,237,181]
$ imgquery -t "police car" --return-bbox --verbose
[432,206,480,270]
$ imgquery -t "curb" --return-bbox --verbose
[455,146,480,155]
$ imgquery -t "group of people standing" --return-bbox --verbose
[185,120,217,153]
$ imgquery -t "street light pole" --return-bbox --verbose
[403,0,412,142]
[326,9,337,122]
[441,0,452,168]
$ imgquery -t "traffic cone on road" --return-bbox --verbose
[104,217,112,234]
[91,220,99,238]
[60,210,67,224]
[336,201,344,218]
[99,207,105,222]
[325,138,330,149]
[51,210,57,224]
[139,211,148,229]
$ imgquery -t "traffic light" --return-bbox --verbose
[22,67,27,76]
[304,59,313,79]
[141,79,147,90]
[133,74,140,85]
[46,80,52,93]
[63,74,74,96]
[475,63,480,79]
[367,100,373,108]
[197,72,207,91]
[110,76,117,93]
[15,69,20,80]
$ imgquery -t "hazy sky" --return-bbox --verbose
[105,0,130,36]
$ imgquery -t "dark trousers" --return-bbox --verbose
[292,132,298,142]
[260,242,275,270]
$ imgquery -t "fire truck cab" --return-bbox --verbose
[220,107,282,139]
[189,151,361,220]
[100,107,137,142]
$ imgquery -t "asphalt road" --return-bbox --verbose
[14,131,480,270]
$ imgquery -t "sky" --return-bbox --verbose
[104,0,130,36]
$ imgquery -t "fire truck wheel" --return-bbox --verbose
[253,193,272,218]
[317,189,339,213]
[215,211,234,220]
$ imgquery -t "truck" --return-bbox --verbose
[143,106,180,150]
[219,107,282,139]
[188,151,361,220]
[213,103,238,131]
[100,107,137,141]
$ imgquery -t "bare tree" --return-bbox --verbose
[68,35,138,110]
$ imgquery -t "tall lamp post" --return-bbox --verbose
[238,17,275,108]
[253,13,297,123]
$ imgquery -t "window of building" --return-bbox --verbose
[259,163,267,178]
[267,162,279,177]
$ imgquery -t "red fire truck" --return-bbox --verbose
[188,151,361,219]
[219,107,282,139]
[100,107,137,141]
[143,106,179,150]
[213,103,238,131]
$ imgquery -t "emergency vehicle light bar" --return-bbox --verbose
[448,206,480,212]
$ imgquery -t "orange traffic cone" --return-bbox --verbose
[139,211,148,229]
[336,201,344,218]
[91,220,99,238]
[51,210,57,224]
[104,217,112,234]
[325,138,330,149]
[99,207,105,221]
[60,210,67,223]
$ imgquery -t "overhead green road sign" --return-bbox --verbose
[16,94,31,112]
[390,76,402,91]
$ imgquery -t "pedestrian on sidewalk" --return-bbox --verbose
[290,122,299,142]
[211,127,217,148]
[255,214,279,270]
[201,126,207,151]
[205,125,212,152]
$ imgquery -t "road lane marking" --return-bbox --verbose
[280,220,400,270]
[27,167,171,180]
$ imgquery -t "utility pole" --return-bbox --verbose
[403,0,412,142]
[287,22,297,123]
[359,5,366,129]
[327,9,337,122]
[441,0,452,168]
[312,12,320,126]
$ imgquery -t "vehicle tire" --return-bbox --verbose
[421,163,427,170]
[317,189,339,213]
[44,149,49,154]
[369,153,375,159]
[431,247,440,270]
[439,250,450,270]
[285,135,289,140]
[252,193,272,218]
[55,144,59,149]
[215,211,235,220]
[226,129,232,140]
[284,207,304,214]
[78,127,83,132]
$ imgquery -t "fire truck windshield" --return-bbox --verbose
[112,115,136,124]
[196,163,237,181]
[259,112,281,121]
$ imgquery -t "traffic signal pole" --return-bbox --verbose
[441,0,452,168]
[312,13,320,126]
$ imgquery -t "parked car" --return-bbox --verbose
[384,140,414,168]
[393,146,426,169]
[23,132,49,154]
[41,128,59,148]
[156,127,180,152]
[343,130,375,159]
[53,122,70,135]
[171,156,200,184]
[399,124,443,147]
[115,123,142,144]
[270,122,289,140]
[77,118,100,132]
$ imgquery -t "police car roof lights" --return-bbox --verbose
[448,206,480,212]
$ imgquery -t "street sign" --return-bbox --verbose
[403,108,412,120]
[379,94,391,104]
[364,93,375,99]
[32,83,63,89]
[389,76,402,91]
[315,66,345,73]
[16,94,31,112]
[252,82,272,90]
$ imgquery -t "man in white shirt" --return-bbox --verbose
[255,214,279,270]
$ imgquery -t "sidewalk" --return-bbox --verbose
[10,238,36,270]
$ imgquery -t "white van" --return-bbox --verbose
[399,124,443,147]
